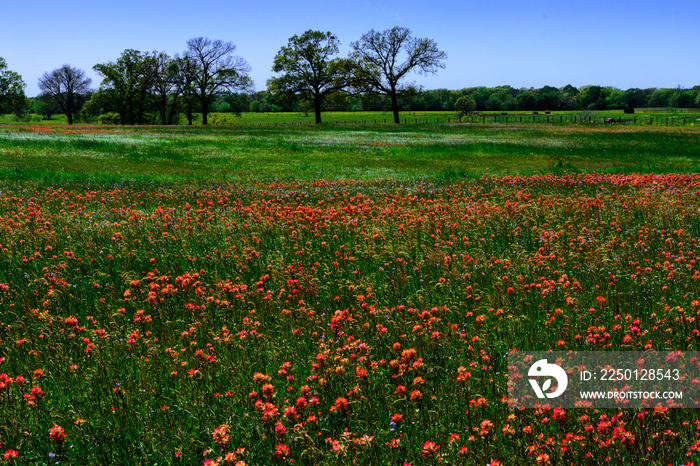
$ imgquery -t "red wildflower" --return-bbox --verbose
[275,444,289,458]
[49,425,67,446]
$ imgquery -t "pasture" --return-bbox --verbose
[4,109,700,127]
[1,121,699,182]
[1,121,700,464]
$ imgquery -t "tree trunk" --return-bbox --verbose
[66,93,74,125]
[391,92,400,124]
[159,95,167,125]
[168,96,179,125]
[201,95,208,125]
[186,97,193,125]
[126,98,134,125]
[314,96,322,124]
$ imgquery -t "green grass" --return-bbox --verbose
[0,122,698,185]
[0,114,69,125]
[0,111,454,127]
[4,108,700,127]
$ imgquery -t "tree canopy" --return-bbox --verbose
[184,37,253,125]
[268,30,351,124]
[38,65,92,124]
[454,95,476,119]
[92,49,160,125]
[0,57,27,116]
[349,27,447,123]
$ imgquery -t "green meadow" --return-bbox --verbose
[0,119,699,184]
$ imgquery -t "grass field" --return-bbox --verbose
[1,122,699,183]
[1,121,700,464]
[3,109,700,127]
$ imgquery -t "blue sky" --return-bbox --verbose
[2,0,698,97]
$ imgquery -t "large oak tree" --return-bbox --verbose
[184,37,253,125]
[350,27,446,124]
[268,30,351,124]
[38,65,92,125]
[93,49,159,125]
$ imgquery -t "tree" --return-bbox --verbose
[151,52,183,125]
[93,49,159,124]
[268,30,351,124]
[579,85,611,110]
[34,93,61,120]
[670,89,697,109]
[486,88,517,111]
[648,88,675,108]
[561,84,579,96]
[0,57,27,116]
[184,37,253,125]
[534,85,561,111]
[223,92,252,114]
[454,95,475,120]
[605,89,627,110]
[38,65,92,125]
[623,88,648,110]
[349,27,446,123]
[516,92,536,111]
[470,87,490,112]
[172,55,198,125]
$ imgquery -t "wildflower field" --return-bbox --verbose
[1,122,700,464]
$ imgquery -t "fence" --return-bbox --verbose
[457,114,700,126]
[211,112,700,127]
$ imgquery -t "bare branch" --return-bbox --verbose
[38,65,92,124]
[349,27,446,123]
[184,37,253,125]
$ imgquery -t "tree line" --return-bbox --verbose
[447,85,700,114]
[1,28,699,125]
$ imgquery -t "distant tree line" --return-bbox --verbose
[178,84,700,116]
[440,85,700,113]
[1,29,699,125]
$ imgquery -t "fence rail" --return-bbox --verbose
[203,112,700,127]
[457,114,700,126]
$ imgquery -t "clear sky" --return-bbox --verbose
[2,0,698,97]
